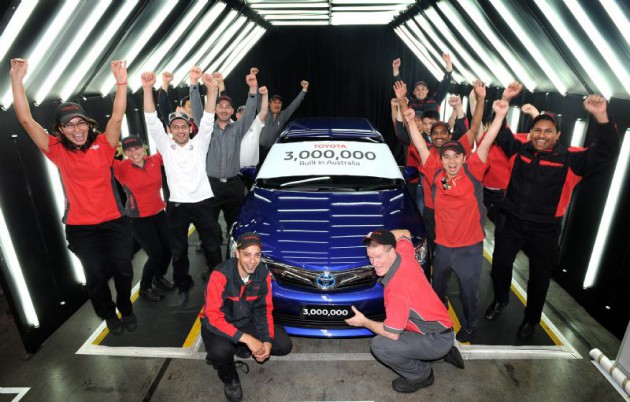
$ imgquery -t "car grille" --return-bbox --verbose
[265,260,378,291]
[274,312,386,329]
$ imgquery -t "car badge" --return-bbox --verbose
[316,271,336,290]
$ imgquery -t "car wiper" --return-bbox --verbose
[358,184,398,191]
[280,176,331,188]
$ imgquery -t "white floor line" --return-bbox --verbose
[0,387,30,402]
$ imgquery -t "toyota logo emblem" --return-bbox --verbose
[316,271,336,289]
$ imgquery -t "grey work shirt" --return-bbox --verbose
[205,92,258,179]
[259,89,306,149]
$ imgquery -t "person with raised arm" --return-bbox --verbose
[142,70,221,306]
[10,58,136,335]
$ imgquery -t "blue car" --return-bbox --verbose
[230,117,428,338]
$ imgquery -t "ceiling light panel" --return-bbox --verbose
[213,22,257,73]
[599,0,630,49]
[395,26,443,80]
[222,27,267,78]
[0,0,38,62]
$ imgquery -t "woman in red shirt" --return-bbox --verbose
[114,136,173,302]
[10,58,135,335]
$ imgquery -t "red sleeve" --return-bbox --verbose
[419,152,439,184]
[458,135,472,155]
[112,159,126,183]
[152,152,163,165]
[383,293,410,334]
[204,271,241,341]
[42,135,62,164]
[465,152,487,181]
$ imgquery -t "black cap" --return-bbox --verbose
[362,228,396,247]
[56,102,87,124]
[413,80,428,89]
[168,111,191,126]
[217,95,233,107]
[532,113,560,131]
[121,135,144,151]
[236,232,262,249]
[270,94,283,102]
[440,141,465,156]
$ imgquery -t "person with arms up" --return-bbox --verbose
[201,232,292,402]
[346,228,464,393]
[113,136,174,302]
[10,58,136,334]
[486,87,620,341]
[142,70,222,306]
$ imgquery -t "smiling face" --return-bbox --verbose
[236,244,262,278]
[269,99,283,115]
[530,120,561,151]
[124,146,145,166]
[430,124,452,149]
[366,243,396,277]
[216,100,234,123]
[441,149,465,177]
[422,117,438,136]
[413,83,429,100]
[60,117,90,146]
[168,119,192,146]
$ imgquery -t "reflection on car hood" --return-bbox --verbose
[233,187,420,271]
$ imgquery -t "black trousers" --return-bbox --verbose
[65,217,133,320]
[422,207,436,255]
[208,176,246,237]
[202,320,292,384]
[167,198,222,291]
[130,211,172,290]
[490,213,561,325]
[483,188,506,236]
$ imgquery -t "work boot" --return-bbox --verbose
[392,369,434,393]
[517,321,537,341]
[223,377,243,402]
[456,327,476,343]
[139,288,164,302]
[443,346,465,369]
[153,276,175,291]
[106,316,123,335]
[121,312,137,332]
[485,300,508,320]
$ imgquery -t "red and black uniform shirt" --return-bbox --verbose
[113,153,165,218]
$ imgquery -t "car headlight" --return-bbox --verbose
[415,236,429,268]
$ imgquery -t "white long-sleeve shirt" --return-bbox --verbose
[144,111,215,203]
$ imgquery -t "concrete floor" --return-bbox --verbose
[0,226,626,402]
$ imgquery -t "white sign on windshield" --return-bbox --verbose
[257,141,402,180]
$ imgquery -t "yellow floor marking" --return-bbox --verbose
[182,312,203,348]
[483,249,563,346]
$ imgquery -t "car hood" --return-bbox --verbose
[233,186,421,271]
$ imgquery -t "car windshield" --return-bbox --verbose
[257,174,402,191]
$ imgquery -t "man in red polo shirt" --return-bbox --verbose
[346,228,464,393]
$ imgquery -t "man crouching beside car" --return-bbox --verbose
[200,232,292,402]
[346,228,464,393]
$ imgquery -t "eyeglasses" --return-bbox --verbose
[62,120,88,130]
[171,124,189,131]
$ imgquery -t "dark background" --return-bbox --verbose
[0,24,629,353]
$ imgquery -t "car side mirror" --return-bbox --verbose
[402,166,419,181]
[240,166,257,188]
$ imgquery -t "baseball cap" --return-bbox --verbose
[217,95,233,107]
[270,94,283,102]
[168,111,191,126]
[236,232,262,249]
[430,121,450,134]
[56,102,87,124]
[532,112,560,131]
[362,228,396,247]
[440,141,465,156]
[121,135,144,151]
[414,80,428,89]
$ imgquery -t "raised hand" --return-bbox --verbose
[141,72,156,89]
[443,53,453,72]
[501,81,523,102]
[212,72,224,83]
[393,80,407,99]
[473,79,486,99]
[201,73,217,91]
[259,86,268,96]
[111,60,127,84]
[584,94,608,123]
[162,71,174,84]
[521,103,540,118]
[392,58,401,70]
[391,98,399,107]
[250,67,259,75]
[448,95,462,107]
[246,73,258,89]
[402,108,415,124]
[189,66,202,84]
[10,58,28,81]
[492,99,509,117]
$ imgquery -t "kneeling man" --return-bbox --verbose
[201,232,292,402]
[346,228,464,393]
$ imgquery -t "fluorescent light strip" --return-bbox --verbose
[332,5,409,11]
[395,26,444,81]
[0,207,40,327]
[440,93,454,122]
[207,17,250,73]
[0,0,80,108]
[0,0,38,62]
[265,14,329,20]
[212,22,256,73]
[270,21,329,25]
[332,0,414,4]
[508,106,521,131]
[121,114,130,138]
[100,1,177,95]
[172,7,234,87]
[438,2,514,87]
[534,0,612,99]
[44,159,86,285]
[583,128,630,288]
[490,1,567,94]
[456,0,536,91]
[599,0,630,49]
[331,13,395,25]
[250,2,329,8]
[424,8,493,85]
[199,16,247,75]
[563,0,630,96]
[570,118,587,148]
[132,0,208,92]
[412,14,477,83]
[256,9,328,14]
[35,0,111,104]
[60,0,137,101]
[222,28,267,79]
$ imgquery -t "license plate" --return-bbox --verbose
[300,305,352,320]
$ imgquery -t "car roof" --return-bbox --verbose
[278,117,385,143]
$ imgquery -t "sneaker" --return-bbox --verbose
[139,288,164,302]
[392,369,434,393]
[456,327,476,343]
[223,377,243,402]
[153,276,175,291]
[121,312,137,332]
[106,316,123,335]
[443,346,465,369]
